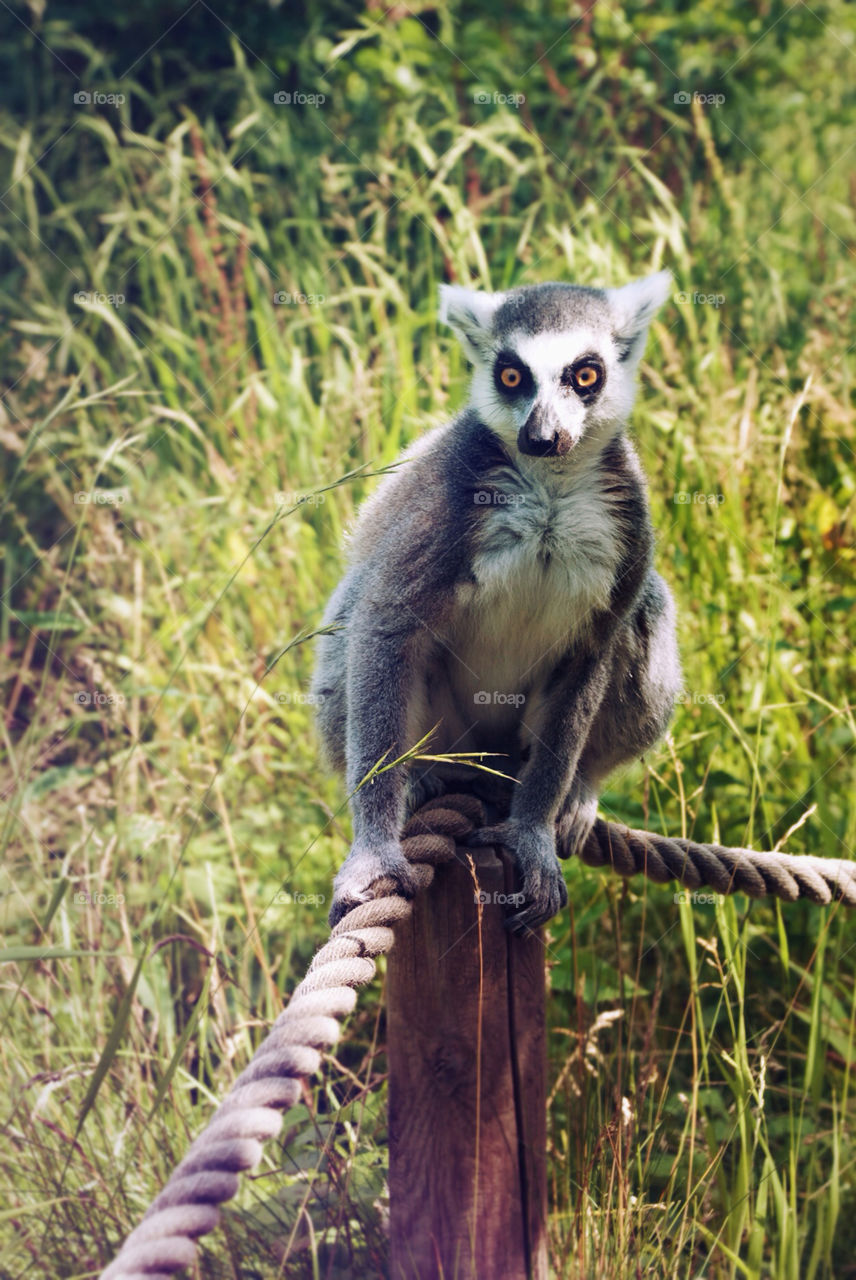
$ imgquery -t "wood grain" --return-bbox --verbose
[388,845,547,1279]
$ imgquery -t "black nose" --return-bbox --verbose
[521,432,559,457]
[518,404,574,457]
[518,426,574,457]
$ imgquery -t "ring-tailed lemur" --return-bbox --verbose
[311,272,682,932]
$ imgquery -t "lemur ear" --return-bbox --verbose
[438,284,506,362]
[606,270,672,364]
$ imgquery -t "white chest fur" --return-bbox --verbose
[442,454,625,713]
[472,456,623,623]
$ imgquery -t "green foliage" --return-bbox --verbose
[1,1,855,1276]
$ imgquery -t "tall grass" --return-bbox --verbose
[1,2,855,1275]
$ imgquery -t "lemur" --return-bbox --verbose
[311,272,683,932]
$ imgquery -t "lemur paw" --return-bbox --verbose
[467,818,568,933]
[329,839,419,927]
[555,781,599,860]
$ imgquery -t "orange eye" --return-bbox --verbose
[574,365,599,389]
[500,366,522,389]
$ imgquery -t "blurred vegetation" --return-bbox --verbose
[0,0,855,1276]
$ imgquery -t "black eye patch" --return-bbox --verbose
[494,352,534,397]
[561,356,605,398]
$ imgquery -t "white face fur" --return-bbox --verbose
[439,272,671,464]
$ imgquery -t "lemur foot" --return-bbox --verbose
[404,769,448,818]
[555,780,599,859]
[328,839,420,927]
[466,817,568,933]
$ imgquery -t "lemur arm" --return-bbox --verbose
[327,596,437,926]
[513,644,616,826]
[466,641,617,933]
[344,604,431,843]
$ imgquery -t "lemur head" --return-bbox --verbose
[439,272,671,460]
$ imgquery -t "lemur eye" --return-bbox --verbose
[563,358,605,396]
[494,353,532,396]
[574,365,598,389]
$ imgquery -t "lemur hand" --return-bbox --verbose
[466,817,568,933]
[328,837,420,927]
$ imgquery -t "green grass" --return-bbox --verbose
[1,1,855,1275]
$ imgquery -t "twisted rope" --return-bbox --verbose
[578,818,856,905]
[100,798,855,1277]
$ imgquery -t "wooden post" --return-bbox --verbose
[387,845,548,1280]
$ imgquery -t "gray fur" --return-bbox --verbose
[312,271,681,932]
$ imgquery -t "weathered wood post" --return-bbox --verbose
[387,844,548,1279]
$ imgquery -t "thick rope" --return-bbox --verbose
[100,798,855,1277]
[578,819,856,905]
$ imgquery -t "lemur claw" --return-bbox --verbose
[467,818,568,931]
